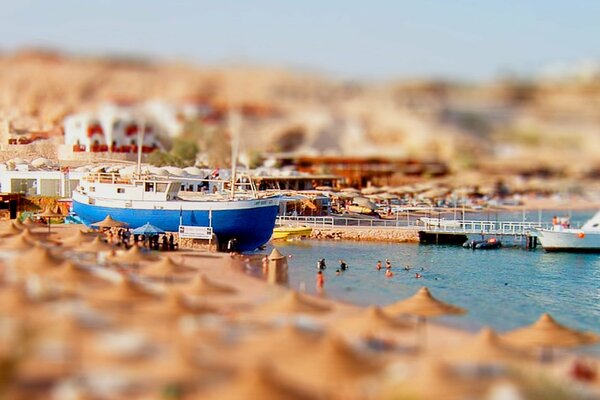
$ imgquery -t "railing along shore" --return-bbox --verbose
[276,215,554,234]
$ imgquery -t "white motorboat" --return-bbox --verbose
[534,211,600,252]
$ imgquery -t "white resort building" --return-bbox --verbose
[62,103,165,155]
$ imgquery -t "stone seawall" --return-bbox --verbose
[310,227,419,243]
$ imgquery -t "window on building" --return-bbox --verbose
[145,182,154,192]
[89,186,95,192]
[117,188,125,194]
[156,183,168,192]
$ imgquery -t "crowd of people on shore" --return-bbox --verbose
[103,228,178,252]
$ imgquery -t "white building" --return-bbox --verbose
[63,103,162,153]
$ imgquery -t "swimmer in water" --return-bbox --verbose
[385,259,392,269]
[415,273,422,279]
[385,269,394,278]
[339,259,348,271]
[336,269,341,276]
[404,265,411,271]
[376,260,382,270]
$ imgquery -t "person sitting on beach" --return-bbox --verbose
[376,260,382,270]
[385,269,394,278]
[317,258,326,270]
[339,259,348,271]
[317,270,325,288]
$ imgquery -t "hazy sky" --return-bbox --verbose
[1,0,598,81]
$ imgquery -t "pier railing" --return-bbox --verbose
[276,215,553,234]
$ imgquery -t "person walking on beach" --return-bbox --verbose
[376,260,382,270]
[317,270,325,289]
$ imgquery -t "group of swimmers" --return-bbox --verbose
[316,257,426,289]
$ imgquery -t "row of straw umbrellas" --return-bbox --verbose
[0,215,598,399]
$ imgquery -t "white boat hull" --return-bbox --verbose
[535,228,600,252]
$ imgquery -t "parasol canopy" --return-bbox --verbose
[503,313,600,349]
[89,277,158,305]
[78,236,114,253]
[0,230,38,250]
[277,335,383,390]
[385,287,465,318]
[132,222,165,236]
[12,243,64,275]
[60,229,97,247]
[0,221,25,237]
[91,215,129,228]
[108,245,155,264]
[444,327,530,365]
[203,363,316,400]
[142,256,194,278]
[232,324,322,365]
[331,306,412,337]
[184,273,238,296]
[254,290,331,316]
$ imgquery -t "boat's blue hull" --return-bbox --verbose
[72,200,279,252]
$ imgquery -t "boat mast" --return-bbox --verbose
[228,110,240,200]
[136,118,145,177]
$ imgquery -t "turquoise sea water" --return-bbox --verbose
[264,210,600,352]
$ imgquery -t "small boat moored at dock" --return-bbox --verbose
[534,211,600,253]
[271,226,312,241]
[462,237,502,250]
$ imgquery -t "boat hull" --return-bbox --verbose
[535,229,600,253]
[72,198,279,252]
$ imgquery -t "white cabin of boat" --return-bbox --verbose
[78,173,182,202]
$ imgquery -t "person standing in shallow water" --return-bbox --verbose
[317,258,326,270]
[339,259,348,271]
[376,260,382,270]
[316,270,325,289]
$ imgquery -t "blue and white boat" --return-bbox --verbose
[72,172,279,252]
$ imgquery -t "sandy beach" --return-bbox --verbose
[0,221,598,399]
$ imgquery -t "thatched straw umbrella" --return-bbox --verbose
[88,277,159,309]
[11,243,64,276]
[254,290,331,317]
[202,364,316,400]
[385,287,465,347]
[78,237,114,253]
[331,306,412,339]
[142,256,195,280]
[0,221,25,237]
[37,207,63,234]
[379,358,489,400]
[0,230,38,250]
[60,230,96,248]
[503,313,600,361]
[91,215,128,229]
[184,273,238,296]
[232,324,323,366]
[43,260,105,293]
[277,335,383,394]
[139,289,217,320]
[108,245,154,264]
[444,327,530,366]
